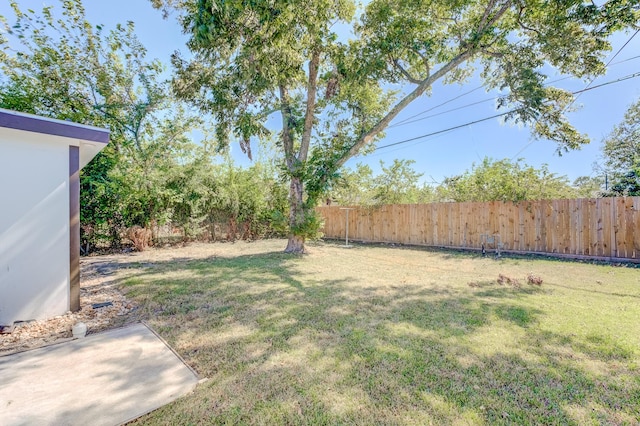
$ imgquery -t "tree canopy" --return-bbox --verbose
[152,0,639,252]
[329,157,582,205]
[438,157,577,202]
[328,159,435,206]
[0,0,289,250]
[599,96,640,196]
[601,97,640,175]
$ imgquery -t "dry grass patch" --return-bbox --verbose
[96,239,640,425]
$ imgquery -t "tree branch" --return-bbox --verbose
[279,85,295,168]
[480,48,505,58]
[477,0,498,33]
[336,50,473,168]
[485,1,513,29]
[468,2,513,52]
[392,58,423,84]
[299,49,320,162]
[516,5,542,37]
[410,48,431,76]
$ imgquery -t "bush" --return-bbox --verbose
[127,226,152,252]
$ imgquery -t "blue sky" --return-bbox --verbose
[3,1,640,184]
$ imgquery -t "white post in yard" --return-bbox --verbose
[340,207,354,247]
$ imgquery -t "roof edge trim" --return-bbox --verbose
[0,108,109,144]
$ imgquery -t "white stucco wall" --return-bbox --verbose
[0,130,70,324]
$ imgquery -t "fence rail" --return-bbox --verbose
[317,197,640,261]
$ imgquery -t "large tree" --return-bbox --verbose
[601,97,640,176]
[0,0,204,249]
[598,96,640,195]
[328,159,435,205]
[438,157,577,202]
[152,0,639,253]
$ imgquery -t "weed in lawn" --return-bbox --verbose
[100,240,640,425]
[527,273,544,286]
[497,273,521,288]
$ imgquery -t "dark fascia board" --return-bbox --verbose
[0,108,109,144]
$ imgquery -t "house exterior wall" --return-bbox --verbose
[0,131,71,324]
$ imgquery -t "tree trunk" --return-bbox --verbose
[285,234,305,253]
[285,176,306,253]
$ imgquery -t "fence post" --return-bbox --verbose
[340,207,354,247]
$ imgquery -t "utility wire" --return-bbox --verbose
[390,86,484,127]
[567,29,639,111]
[377,111,514,151]
[366,129,457,159]
[610,53,640,65]
[510,30,640,159]
[375,70,640,152]
[388,77,570,129]
[388,53,640,130]
[389,98,495,128]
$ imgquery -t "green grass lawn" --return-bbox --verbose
[119,239,640,425]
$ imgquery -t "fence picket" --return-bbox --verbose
[624,197,635,258]
[318,196,640,261]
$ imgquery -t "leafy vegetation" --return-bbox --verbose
[1,0,639,251]
[105,240,640,425]
[0,1,288,251]
[602,97,640,178]
[437,157,579,202]
[151,0,640,252]
[606,169,640,196]
[599,97,640,196]
[328,160,436,206]
[328,157,590,205]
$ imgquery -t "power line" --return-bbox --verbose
[365,129,457,159]
[390,86,484,127]
[611,53,640,65]
[509,71,640,160]
[389,98,495,128]
[388,76,574,129]
[377,110,514,151]
[511,30,640,159]
[565,29,639,112]
[375,70,640,152]
[388,77,571,129]
[571,70,640,93]
[388,53,640,130]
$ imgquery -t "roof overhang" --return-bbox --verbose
[0,108,110,169]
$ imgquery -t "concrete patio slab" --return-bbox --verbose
[0,323,199,426]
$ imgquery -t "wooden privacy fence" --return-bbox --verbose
[317,197,640,261]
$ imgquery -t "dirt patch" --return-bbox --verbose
[0,241,280,355]
[0,259,138,354]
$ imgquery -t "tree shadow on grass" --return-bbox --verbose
[112,250,640,425]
